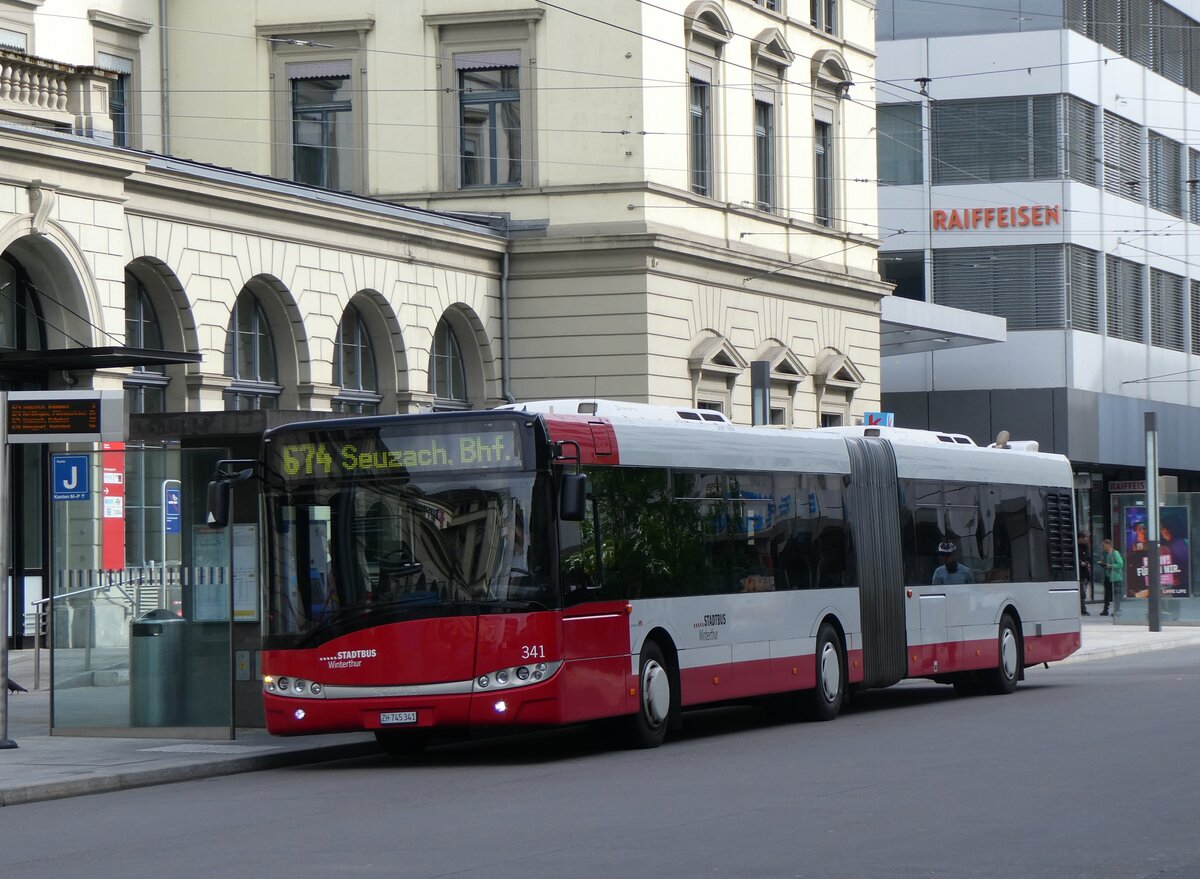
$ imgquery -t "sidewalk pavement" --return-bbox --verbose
[4,614,1200,807]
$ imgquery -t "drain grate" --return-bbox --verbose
[139,744,284,754]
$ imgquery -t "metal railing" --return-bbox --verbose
[26,565,229,689]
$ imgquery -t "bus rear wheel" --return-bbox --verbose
[981,614,1021,695]
[624,641,672,749]
[803,623,845,721]
[375,728,431,757]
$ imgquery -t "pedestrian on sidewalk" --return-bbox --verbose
[1098,538,1124,616]
[1078,531,1092,615]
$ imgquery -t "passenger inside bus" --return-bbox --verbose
[932,542,974,585]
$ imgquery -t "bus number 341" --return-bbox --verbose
[521,645,545,660]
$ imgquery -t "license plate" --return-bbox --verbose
[380,711,417,726]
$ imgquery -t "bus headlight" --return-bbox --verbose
[473,661,562,692]
[264,675,326,699]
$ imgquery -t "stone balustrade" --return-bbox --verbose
[0,48,116,141]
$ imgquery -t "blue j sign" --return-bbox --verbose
[164,486,182,534]
[52,454,90,501]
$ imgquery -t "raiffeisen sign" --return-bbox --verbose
[932,204,1062,231]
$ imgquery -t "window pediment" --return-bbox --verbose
[684,2,733,45]
[755,343,808,384]
[811,49,849,88]
[690,333,747,377]
[751,28,794,70]
[813,348,863,389]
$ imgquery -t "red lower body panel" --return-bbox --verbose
[907,631,1081,678]
[675,648,865,706]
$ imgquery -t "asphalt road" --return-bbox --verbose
[4,647,1200,879]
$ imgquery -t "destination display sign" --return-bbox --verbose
[274,424,524,480]
[9,398,100,435]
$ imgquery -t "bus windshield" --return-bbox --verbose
[261,418,554,643]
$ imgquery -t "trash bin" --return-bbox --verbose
[129,609,186,726]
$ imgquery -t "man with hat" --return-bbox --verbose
[932,541,974,585]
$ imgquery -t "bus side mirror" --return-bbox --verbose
[206,480,231,528]
[559,473,587,522]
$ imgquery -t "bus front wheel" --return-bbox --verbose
[624,641,672,749]
[981,614,1021,695]
[803,623,845,721]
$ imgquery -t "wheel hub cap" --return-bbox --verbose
[643,660,669,725]
[819,643,840,702]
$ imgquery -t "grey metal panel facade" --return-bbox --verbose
[884,388,1200,473]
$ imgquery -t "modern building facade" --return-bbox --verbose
[0,0,891,729]
[876,0,1200,618]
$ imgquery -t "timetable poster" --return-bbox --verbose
[1125,506,1190,598]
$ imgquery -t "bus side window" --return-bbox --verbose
[560,494,598,604]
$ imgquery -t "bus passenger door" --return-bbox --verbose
[558,478,631,723]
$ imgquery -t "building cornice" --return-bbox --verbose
[87,10,153,36]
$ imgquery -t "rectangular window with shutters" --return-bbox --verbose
[1063,0,1092,40]
[1065,0,1200,99]
[932,95,1060,185]
[1093,0,1125,55]
[291,64,353,191]
[1190,149,1200,224]
[1068,245,1100,333]
[931,245,1066,330]
[1103,111,1144,203]
[1127,0,1154,69]
[689,72,713,197]
[814,119,833,227]
[1157,4,1186,85]
[1064,96,1097,186]
[457,52,523,188]
[1192,281,1200,355]
[1150,268,1185,351]
[1148,130,1183,217]
[877,103,923,186]
[754,93,776,210]
[97,51,134,148]
[1190,20,1200,94]
[1106,255,1144,342]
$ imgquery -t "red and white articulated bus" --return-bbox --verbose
[214,400,1081,754]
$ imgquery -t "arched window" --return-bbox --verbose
[0,254,44,354]
[428,319,468,408]
[223,289,281,410]
[124,270,168,414]
[333,304,380,414]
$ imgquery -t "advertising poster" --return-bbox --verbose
[1159,507,1190,598]
[1124,506,1190,598]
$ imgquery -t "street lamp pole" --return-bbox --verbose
[1145,412,1161,633]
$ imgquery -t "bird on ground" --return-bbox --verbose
[6,678,27,694]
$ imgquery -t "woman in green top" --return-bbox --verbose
[1099,538,1124,616]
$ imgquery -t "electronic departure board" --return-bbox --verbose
[3,391,123,443]
[8,398,100,435]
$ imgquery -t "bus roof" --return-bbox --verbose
[524,402,1072,489]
